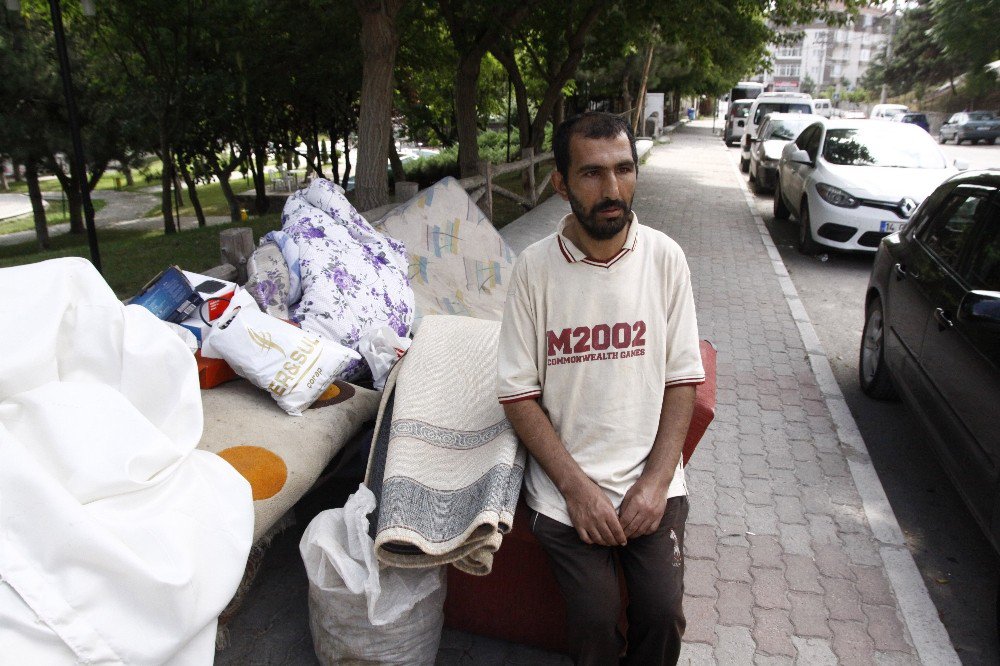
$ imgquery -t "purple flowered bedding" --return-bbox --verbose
[278,179,414,381]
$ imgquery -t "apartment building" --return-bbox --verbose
[753,6,892,93]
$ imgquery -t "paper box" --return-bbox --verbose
[182,270,237,322]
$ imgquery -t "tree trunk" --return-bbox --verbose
[180,162,206,227]
[492,46,532,149]
[454,55,483,178]
[621,72,632,117]
[341,130,353,190]
[24,157,49,250]
[217,170,241,223]
[388,135,404,184]
[553,94,565,129]
[633,42,655,134]
[173,165,184,209]
[251,146,269,214]
[329,125,341,184]
[67,188,83,235]
[353,0,404,211]
[159,127,177,234]
[122,164,134,187]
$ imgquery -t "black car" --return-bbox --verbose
[859,169,1000,552]
[892,112,930,133]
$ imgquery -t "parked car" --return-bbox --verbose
[938,111,1000,145]
[892,112,930,133]
[723,99,754,147]
[748,112,823,193]
[870,103,909,120]
[813,98,833,118]
[859,168,1000,554]
[740,92,815,172]
[773,118,960,254]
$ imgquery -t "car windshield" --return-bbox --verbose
[754,103,812,124]
[762,118,811,141]
[968,112,997,121]
[823,128,947,168]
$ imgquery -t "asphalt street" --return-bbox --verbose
[728,133,1000,665]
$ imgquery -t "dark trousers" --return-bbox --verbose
[530,496,689,666]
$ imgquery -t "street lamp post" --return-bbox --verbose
[48,0,101,272]
[7,0,101,271]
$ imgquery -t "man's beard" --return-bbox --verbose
[567,189,632,241]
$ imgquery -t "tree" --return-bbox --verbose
[437,0,536,177]
[353,0,405,211]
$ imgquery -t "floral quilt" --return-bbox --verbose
[275,179,414,380]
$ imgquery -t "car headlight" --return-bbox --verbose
[815,183,859,208]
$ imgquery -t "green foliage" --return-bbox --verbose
[402,127,552,187]
[0,214,282,298]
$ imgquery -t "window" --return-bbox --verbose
[795,125,819,150]
[777,46,801,58]
[822,127,947,168]
[965,198,1000,290]
[861,48,871,61]
[776,64,801,78]
[920,193,987,272]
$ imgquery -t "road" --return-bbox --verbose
[727,136,1000,664]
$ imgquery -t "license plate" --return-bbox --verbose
[880,220,905,233]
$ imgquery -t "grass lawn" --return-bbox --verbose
[0,213,282,298]
[0,198,108,235]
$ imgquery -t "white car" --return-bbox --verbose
[748,112,824,193]
[773,119,960,254]
[740,92,814,172]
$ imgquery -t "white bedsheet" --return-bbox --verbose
[0,258,254,664]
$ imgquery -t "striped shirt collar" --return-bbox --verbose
[556,212,639,268]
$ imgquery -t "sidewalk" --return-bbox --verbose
[217,122,958,664]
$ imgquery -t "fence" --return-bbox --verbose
[456,146,554,222]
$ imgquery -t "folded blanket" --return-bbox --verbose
[366,315,524,575]
[372,177,517,331]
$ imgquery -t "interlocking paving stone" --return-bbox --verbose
[715,625,757,666]
[751,607,797,657]
[717,580,754,626]
[791,636,839,665]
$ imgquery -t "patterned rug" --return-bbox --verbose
[366,315,525,575]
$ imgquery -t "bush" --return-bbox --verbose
[402,127,552,188]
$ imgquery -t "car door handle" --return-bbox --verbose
[933,308,954,331]
[894,263,919,281]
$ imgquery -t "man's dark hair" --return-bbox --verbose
[553,112,638,179]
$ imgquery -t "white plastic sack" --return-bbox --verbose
[358,325,412,390]
[300,484,445,665]
[0,258,254,665]
[202,288,360,415]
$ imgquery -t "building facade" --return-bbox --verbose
[754,6,892,94]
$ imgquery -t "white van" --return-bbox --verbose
[813,98,832,118]
[740,92,814,172]
[870,103,908,120]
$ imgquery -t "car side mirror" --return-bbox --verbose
[954,159,969,171]
[958,290,1000,329]
[790,148,812,166]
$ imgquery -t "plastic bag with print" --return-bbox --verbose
[202,288,359,415]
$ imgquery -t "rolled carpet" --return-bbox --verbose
[366,315,525,575]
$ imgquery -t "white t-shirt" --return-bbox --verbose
[497,213,705,526]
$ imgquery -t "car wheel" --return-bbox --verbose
[773,179,790,220]
[956,134,964,145]
[797,199,821,255]
[740,155,749,173]
[988,138,996,145]
[859,295,897,400]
